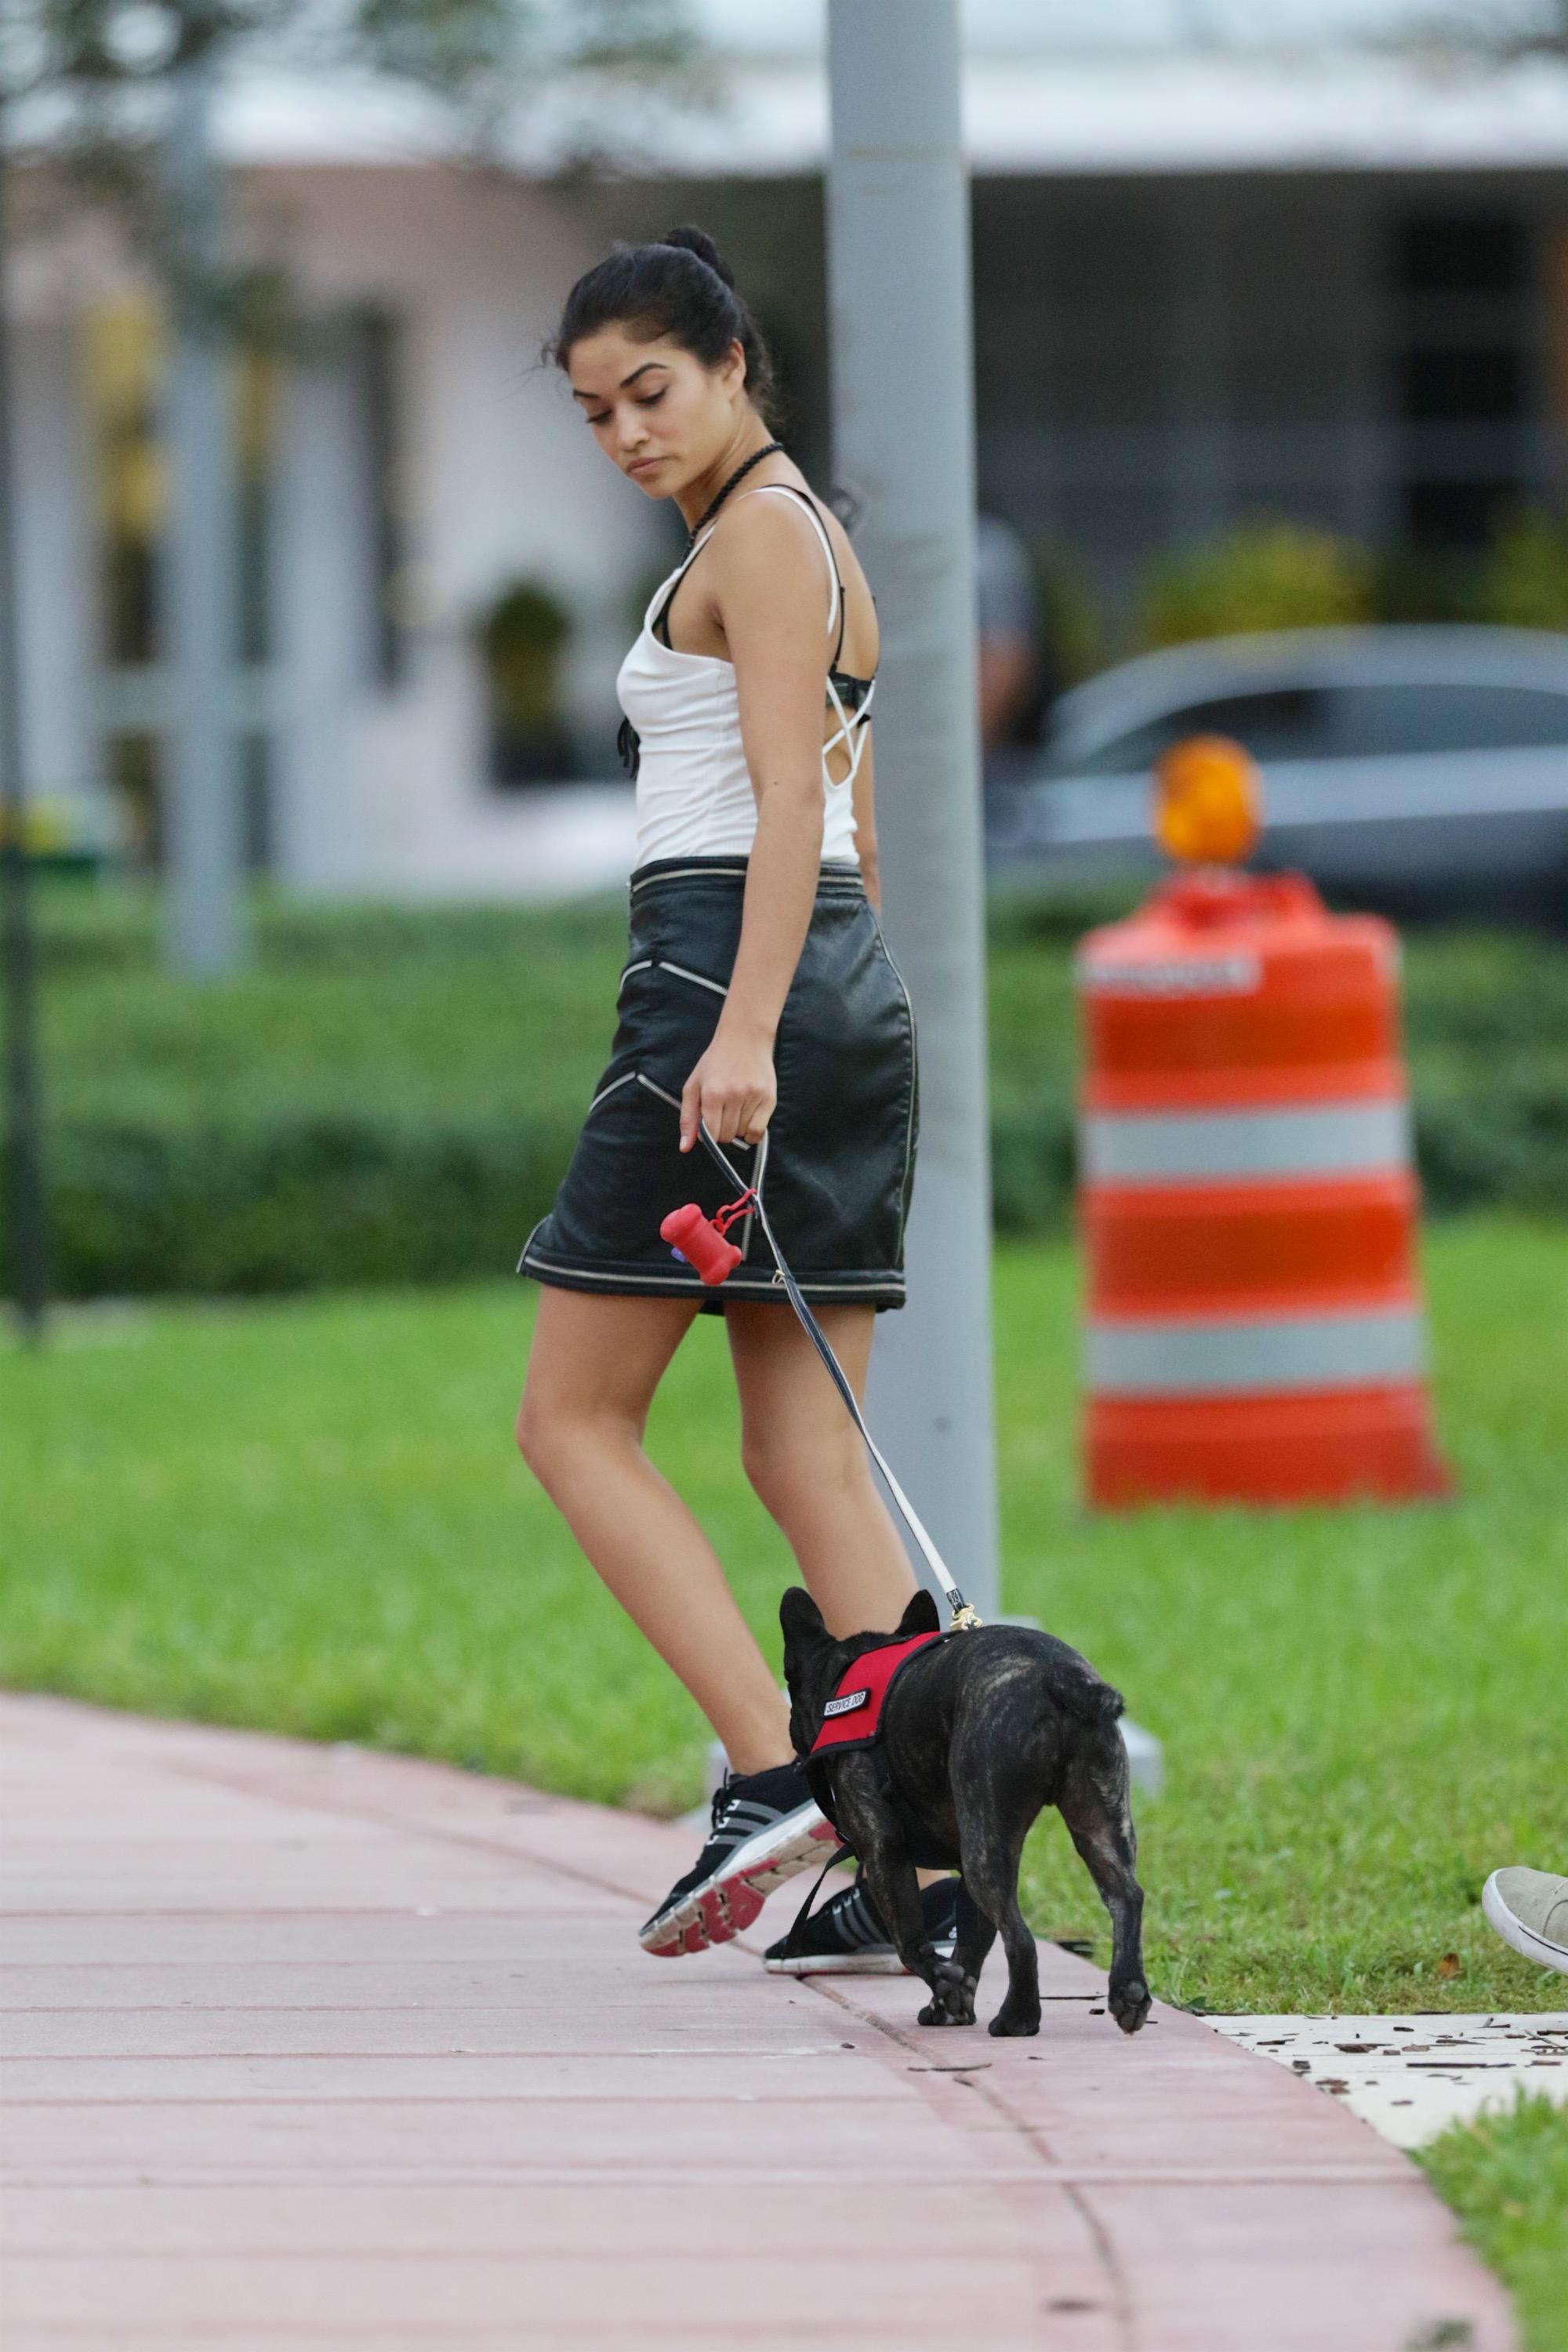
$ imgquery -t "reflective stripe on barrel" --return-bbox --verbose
[1080,1099,1411,1185]
[1085,1305,1428,1398]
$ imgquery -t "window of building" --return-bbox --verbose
[85,303,163,667]
[82,298,278,869]
[347,308,409,691]
[1389,212,1530,550]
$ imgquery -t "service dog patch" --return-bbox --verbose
[808,1631,946,1762]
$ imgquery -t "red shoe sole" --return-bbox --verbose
[641,1812,837,1958]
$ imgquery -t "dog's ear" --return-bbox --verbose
[896,1586,942,1637]
[779,1586,829,1649]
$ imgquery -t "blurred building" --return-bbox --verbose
[7,0,1568,895]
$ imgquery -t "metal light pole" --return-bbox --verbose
[826,0,1000,1617]
[0,106,51,1341]
[162,53,245,975]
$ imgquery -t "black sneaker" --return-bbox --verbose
[639,1759,837,1958]
[764,1871,962,1976]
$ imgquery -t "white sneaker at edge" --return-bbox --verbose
[1482,1867,1568,1976]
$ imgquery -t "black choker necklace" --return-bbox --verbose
[687,441,784,543]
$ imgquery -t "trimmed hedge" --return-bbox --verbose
[42,1118,579,1297]
[27,1094,1566,1300]
[6,887,1566,1298]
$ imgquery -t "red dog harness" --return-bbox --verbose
[808,1632,946,1767]
[802,1627,962,1872]
[779,1630,961,1965]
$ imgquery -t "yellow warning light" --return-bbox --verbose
[1153,734,1261,866]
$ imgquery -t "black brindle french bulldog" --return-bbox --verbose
[781,1584,1152,2039]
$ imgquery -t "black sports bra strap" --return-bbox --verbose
[652,535,706,651]
[652,577,678,650]
[655,485,852,670]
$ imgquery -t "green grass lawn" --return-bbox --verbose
[3,1219,1563,2020]
[1419,2098,1568,2352]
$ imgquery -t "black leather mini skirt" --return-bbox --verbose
[518,854,919,1313]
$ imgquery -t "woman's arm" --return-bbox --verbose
[677,496,837,1154]
[851,724,880,912]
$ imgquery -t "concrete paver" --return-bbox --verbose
[0,1693,1516,2349]
[1207,2010,1568,2147]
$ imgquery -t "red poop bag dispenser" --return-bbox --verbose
[659,1192,755,1284]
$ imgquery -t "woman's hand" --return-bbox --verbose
[680,1017,777,1153]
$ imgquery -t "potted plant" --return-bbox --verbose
[473,578,576,785]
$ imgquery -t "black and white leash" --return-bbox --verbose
[696,1119,981,1632]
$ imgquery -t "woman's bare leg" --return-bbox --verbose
[726,1299,918,1639]
[517,1287,792,1775]
[728,1299,953,1892]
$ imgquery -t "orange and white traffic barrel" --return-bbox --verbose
[1075,739,1451,1508]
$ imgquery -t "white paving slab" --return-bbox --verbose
[1203,2012,1568,2148]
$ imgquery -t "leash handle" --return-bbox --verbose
[696,1121,980,1628]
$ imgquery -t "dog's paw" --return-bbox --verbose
[1109,1975,1152,2035]
[917,1955,978,2027]
[987,2003,1041,2038]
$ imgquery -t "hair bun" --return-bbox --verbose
[658,223,736,291]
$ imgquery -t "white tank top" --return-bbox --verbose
[618,483,876,867]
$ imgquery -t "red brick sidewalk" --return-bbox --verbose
[0,1693,1514,2350]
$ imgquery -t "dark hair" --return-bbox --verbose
[547,224,779,423]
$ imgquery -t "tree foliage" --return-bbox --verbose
[0,0,702,333]
[1136,521,1377,651]
[1,0,699,96]
[0,0,703,194]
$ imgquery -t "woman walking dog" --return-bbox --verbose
[517,227,958,1971]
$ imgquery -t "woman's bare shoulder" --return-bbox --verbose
[704,481,837,593]
[705,477,876,666]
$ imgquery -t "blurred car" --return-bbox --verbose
[987,626,1568,917]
